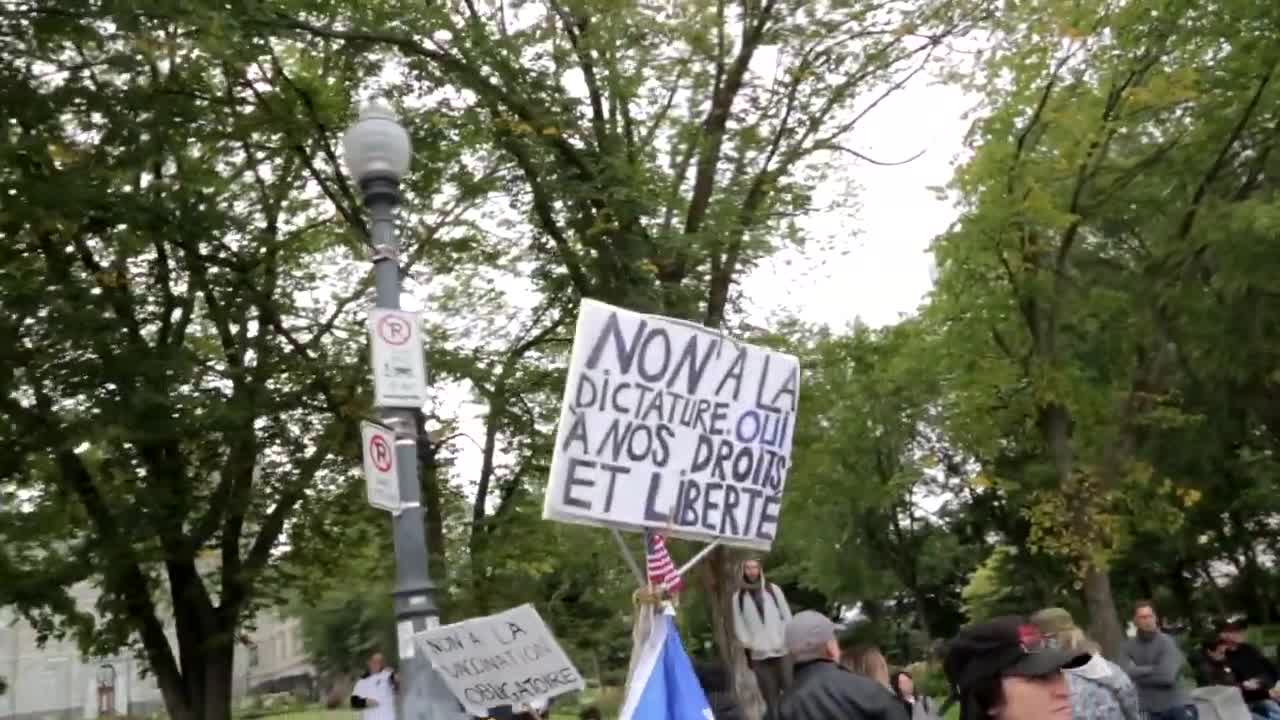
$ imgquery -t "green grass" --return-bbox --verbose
[249,710,350,720]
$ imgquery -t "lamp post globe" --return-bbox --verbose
[342,100,412,185]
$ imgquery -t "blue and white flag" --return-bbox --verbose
[619,609,713,720]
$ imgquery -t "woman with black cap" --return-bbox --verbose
[943,616,1090,720]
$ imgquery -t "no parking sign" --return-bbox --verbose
[361,421,401,513]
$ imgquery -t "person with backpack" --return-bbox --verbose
[1031,607,1141,720]
[733,558,793,720]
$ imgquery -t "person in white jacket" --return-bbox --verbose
[733,558,793,720]
[351,651,398,720]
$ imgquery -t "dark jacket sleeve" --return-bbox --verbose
[1253,646,1279,685]
[878,694,909,720]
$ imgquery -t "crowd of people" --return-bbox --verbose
[729,560,1280,720]
[345,558,1280,720]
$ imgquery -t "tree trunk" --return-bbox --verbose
[1084,567,1125,659]
[703,546,763,720]
[1043,403,1126,659]
[912,588,934,646]
[1167,559,1196,624]
[1233,513,1271,623]
[146,561,240,720]
[1199,561,1228,617]
[414,410,448,581]
[150,637,238,720]
[201,643,236,720]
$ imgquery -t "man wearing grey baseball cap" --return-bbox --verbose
[778,611,908,720]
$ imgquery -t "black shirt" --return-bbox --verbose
[1226,643,1278,704]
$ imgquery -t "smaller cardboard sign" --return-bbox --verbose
[415,604,584,715]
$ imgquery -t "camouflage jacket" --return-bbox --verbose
[1066,655,1143,720]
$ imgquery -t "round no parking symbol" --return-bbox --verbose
[377,314,413,346]
[369,434,394,472]
[360,421,401,512]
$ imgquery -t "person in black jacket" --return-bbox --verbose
[694,661,745,720]
[777,611,907,720]
[1196,635,1238,687]
[1220,621,1280,720]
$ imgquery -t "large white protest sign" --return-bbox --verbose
[543,299,799,550]
[415,604,584,714]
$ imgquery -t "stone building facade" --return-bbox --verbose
[0,583,313,720]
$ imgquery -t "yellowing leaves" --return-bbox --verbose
[1056,20,1087,39]
[94,270,129,288]
[1177,487,1202,508]
[492,114,562,138]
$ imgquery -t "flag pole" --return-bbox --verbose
[611,527,646,586]
[626,530,660,693]
[673,539,721,579]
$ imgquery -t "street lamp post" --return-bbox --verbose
[343,101,460,720]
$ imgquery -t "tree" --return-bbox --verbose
[780,320,977,643]
[296,584,397,681]
[268,0,988,711]
[0,4,488,718]
[929,0,1280,655]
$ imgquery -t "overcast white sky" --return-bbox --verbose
[740,79,973,330]
[438,77,975,493]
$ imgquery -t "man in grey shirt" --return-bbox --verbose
[1122,600,1195,720]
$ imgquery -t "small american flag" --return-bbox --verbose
[646,533,684,593]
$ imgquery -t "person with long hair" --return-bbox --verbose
[890,671,941,720]
[842,645,891,690]
[1031,607,1140,720]
[733,558,793,720]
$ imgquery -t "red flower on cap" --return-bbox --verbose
[1017,624,1042,651]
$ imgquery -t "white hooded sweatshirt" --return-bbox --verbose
[731,565,792,661]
